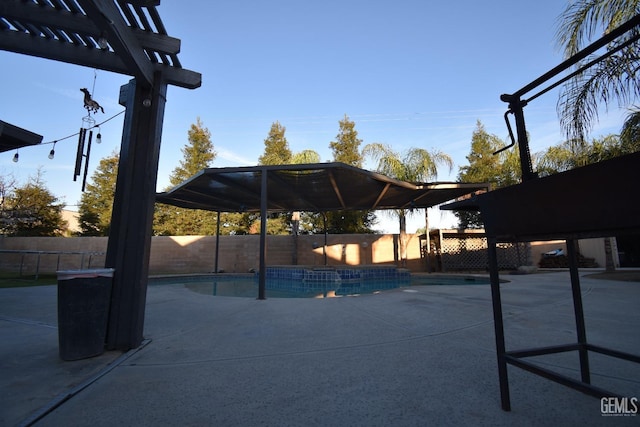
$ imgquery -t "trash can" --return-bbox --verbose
[57,268,114,361]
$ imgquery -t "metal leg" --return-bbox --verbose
[488,237,511,411]
[566,239,591,384]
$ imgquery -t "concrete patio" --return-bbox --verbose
[1,270,639,426]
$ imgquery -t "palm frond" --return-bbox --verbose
[558,44,640,140]
[556,0,640,57]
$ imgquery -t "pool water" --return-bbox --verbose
[152,274,491,299]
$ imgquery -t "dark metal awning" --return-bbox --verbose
[156,162,488,212]
[0,120,43,153]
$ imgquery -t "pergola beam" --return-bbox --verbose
[327,171,346,209]
[78,0,154,87]
[0,1,200,88]
[0,1,180,53]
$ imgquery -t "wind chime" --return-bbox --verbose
[74,72,104,191]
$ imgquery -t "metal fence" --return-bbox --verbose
[0,249,106,279]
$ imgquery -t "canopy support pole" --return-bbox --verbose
[258,170,267,300]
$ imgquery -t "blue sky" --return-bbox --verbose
[0,1,628,232]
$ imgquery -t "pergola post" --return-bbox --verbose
[258,169,267,300]
[105,75,167,350]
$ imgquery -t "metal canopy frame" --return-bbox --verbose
[156,162,488,213]
[1,0,201,351]
[157,162,489,300]
[444,14,640,411]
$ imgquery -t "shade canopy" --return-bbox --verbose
[156,162,488,213]
[0,120,43,153]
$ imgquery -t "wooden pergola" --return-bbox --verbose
[0,0,201,350]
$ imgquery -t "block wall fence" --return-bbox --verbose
[0,234,613,277]
[0,234,425,276]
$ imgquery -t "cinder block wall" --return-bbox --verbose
[0,234,425,275]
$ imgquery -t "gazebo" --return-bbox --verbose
[156,162,488,299]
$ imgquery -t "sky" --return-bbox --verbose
[0,1,629,233]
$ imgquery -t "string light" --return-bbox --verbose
[4,110,124,162]
[19,110,125,160]
[97,33,109,50]
[48,142,56,159]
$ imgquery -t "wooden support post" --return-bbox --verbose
[105,75,167,350]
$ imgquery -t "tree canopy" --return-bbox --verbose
[258,121,292,165]
[363,142,453,264]
[556,0,640,141]
[327,115,375,234]
[455,121,520,228]
[154,118,219,235]
[0,169,67,236]
[78,152,119,236]
[330,114,363,168]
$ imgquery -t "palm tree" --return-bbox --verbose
[556,0,640,141]
[363,143,453,266]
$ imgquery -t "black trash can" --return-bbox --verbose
[57,268,114,361]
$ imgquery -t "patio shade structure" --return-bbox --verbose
[0,120,43,153]
[156,162,487,213]
[156,162,489,299]
[1,0,201,351]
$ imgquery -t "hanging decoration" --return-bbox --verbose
[7,70,123,164]
[80,87,104,114]
[74,71,104,191]
[74,114,95,191]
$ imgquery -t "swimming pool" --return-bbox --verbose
[150,273,491,299]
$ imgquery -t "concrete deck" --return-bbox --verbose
[1,271,639,426]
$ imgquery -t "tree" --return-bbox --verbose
[327,114,376,233]
[0,173,17,234]
[254,122,294,235]
[363,143,453,265]
[537,133,637,176]
[78,152,119,236]
[170,117,217,184]
[1,169,67,236]
[330,114,363,167]
[455,121,520,228]
[290,149,324,234]
[258,121,292,165]
[556,0,640,141]
[154,118,219,235]
[292,149,320,164]
[256,123,325,235]
[620,107,640,151]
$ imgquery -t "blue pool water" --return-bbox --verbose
[151,270,491,299]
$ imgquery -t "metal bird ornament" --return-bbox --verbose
[80,88,104,114]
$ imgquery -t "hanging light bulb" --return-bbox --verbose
[48,142,56,159]
[97,33,109,50]
[96,132,102,144]
[12,151,19,162]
